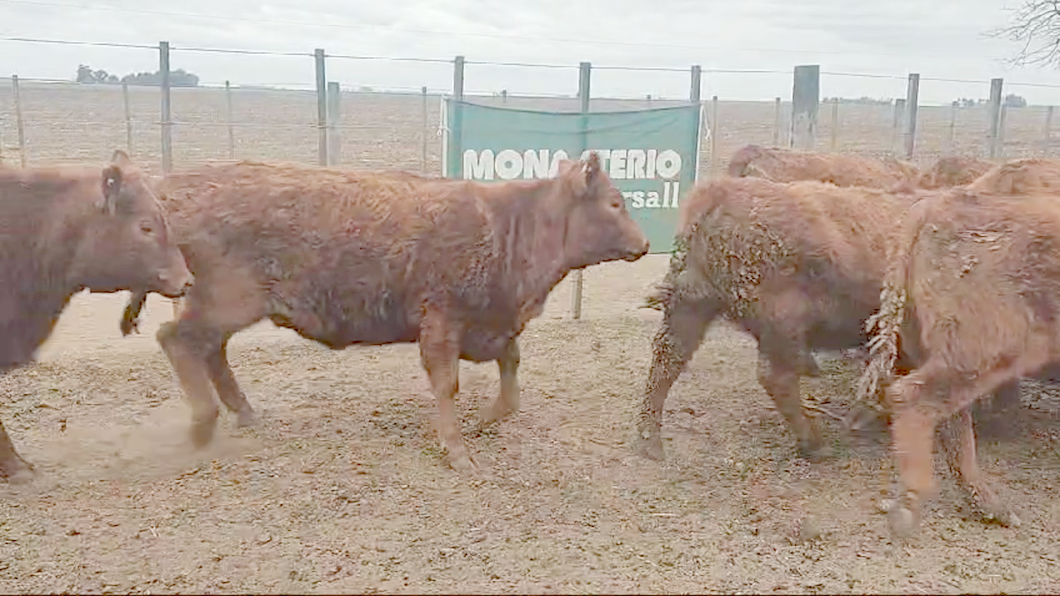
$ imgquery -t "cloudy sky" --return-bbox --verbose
[1,0,1058,104]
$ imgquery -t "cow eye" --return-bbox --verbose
[140,223,155,235]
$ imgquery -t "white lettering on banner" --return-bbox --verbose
[462,149,571,181]
[623,182,680,209]
[463,149,683,181]
[461,148,686,209]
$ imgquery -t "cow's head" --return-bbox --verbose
[71,150,193,298]
[552,152,650,269]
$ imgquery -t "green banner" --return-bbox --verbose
[442,99,703,254]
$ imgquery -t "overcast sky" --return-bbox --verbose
[1,0,1059,104]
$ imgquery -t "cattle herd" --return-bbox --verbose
[1,141,1059,544]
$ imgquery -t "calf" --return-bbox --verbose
[637,177,921,461]
[857,186,1060,538]
[119,154,648,471]
[726,144,922,189]
[0,150,192,481]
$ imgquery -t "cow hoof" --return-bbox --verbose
[447,451,479,472]
[475,404,512,432]
[189,418,218,448]
[235,409,258,429]
[984,507,1021,529]
[0,457,34,484]
[887,503,919,540]
[634,429,665,461]
[120,317,140,336]
[796,439,828,462]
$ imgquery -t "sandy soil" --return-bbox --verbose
[1,254,1059,594]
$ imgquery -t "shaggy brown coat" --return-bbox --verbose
[857,187,1060,538]
[966,157,1060,194]
[916,156,996,190]
[121,155,648,471]
[638,177,922,460]
[726,144,922,189]
[0,150,192,481]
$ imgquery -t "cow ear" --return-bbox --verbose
[561,152,601,199]
[581,151,601,193]
[101,164,123,215]
[110,149,133,168]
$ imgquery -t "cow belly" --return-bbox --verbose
[267,295,419,349]
[459,330,513,363]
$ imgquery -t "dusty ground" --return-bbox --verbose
[1,255,1059,594]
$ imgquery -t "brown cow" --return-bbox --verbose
[966,156,1060,194]
[0,150,193,481]
[856,186,1060,538]
[637,177,922,461]
[118,154,648,471]
[916,156,995,190]
[726,144,922,189]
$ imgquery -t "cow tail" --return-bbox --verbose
[854,228,915,416]
[642,223,696,311]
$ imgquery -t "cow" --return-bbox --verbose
[636,176,923,462]
[116,154,648,471]
[916,156,995,190]
[966,156,1060,195]
[0,150,193,481]
[726,144,922,190]
[856,186,1060,538]
[937,157,1060,415]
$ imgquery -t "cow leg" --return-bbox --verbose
[205,338,257,428]
[156,269,266,449]
[887,360,1016,538]
[635,299,716,461]
[798,349,821,377]
[0,421,33,482]
[419,311,475,471]
[120,290,148,336]
[478,337,520,430]
[157,319,224,448]
[989,379,1022,411]
[940,408,1020,528]
[757,340,824,460]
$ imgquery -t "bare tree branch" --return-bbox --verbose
[987,0,1060,68]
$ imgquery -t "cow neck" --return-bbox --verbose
[487,178,573,322]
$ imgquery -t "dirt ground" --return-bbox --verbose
[0,254,1058,594]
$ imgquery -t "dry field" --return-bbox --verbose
[0,84,1059,594]
[3,81,1060,175]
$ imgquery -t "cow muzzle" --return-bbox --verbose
[158,271,195,299]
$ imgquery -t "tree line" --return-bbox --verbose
[76,64,200,87]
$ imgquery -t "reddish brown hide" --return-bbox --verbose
[120,154,648,471]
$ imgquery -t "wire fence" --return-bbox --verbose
[3,37,1060,178]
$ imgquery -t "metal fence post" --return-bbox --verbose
[772,97,782,146]
[12,75,26,167]
[225,80,235,159]
[829,99,839,152]
[314,48,328,166]
[421,86,429,173]
[903,73,920,159]
[159,41,172,174]
[570,61,591,320]
[327,82,341,166]
[122,81,134,155]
